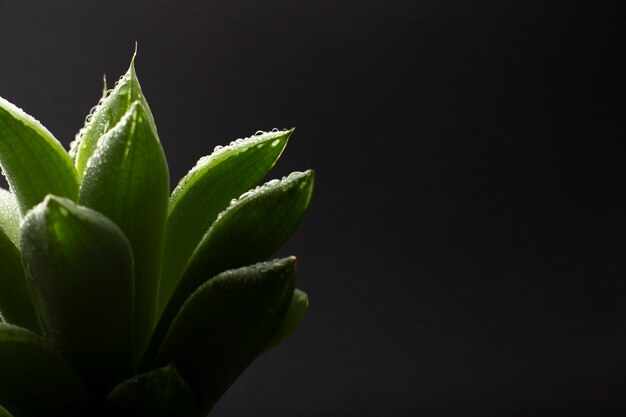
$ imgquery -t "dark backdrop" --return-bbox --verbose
[0,1,624,416]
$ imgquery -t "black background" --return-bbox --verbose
[0,1,624,416]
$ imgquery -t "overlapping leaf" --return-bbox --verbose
[71,53,154,179]
[104,365,195,417]
[0,96,78,214]
[79,101,169,363]
[266,288,309,351]
[147,170,314,361]
[0,324,89,416]
[150,258,296,414]
[160,129,292,313]
[20,196,134,399]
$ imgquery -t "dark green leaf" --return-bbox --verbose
[71,53,154,179]
[0,229,39,332]
[79,101,169,363]
[104,365,195,417]
[20,196,134,399]
[0,189,20,246]
[149,170,314,361]
[0,96,78,214]
[0,405,13,417]
[150,258,296,414]
[0,324,89,416]
[159,128,292,314]
[265,288,309,351]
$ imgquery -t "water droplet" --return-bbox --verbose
[255,130,264,136]
[213,145,223,152]
[271,127,279,132]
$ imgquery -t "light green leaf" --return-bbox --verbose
[104,365,195,417]
[0,189,20,246]
[79,101,169,363]
[0,323,90,416]
[265,288,309,351]
[71,53,154,179]
[150,170,314,357]
[0,229,39,332]
[20,196,134,399]
[0,96,79,214]
[160,128,292,314]
[150,258,296,414]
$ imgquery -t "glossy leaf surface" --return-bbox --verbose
[104,365,195,417]
[160,128,292,313]
[0,96,78,214]
[20,196,134,399]
[0,324,89,416]
[151,170,314,355]
[151,258,296,414]
[79,101,169,363]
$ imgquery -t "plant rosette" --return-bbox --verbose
[0,52,313,417]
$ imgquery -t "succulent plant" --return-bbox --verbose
[0,54,314,417]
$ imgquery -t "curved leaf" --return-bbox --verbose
[0,405,13,417]
[150,170,314,358]
[265,288,309,351]
[71,53,154,179]
[0,96,78,214]
[104,365,195,417]
[79,101,169,363]
[0,229,39,332]
[0,324,89,416]
[20,196,134,399]
[150,258,296,414]
[160,128,292,313]
[0,189,20,246]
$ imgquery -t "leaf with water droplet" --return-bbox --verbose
[0,324,90,416]
[72,52,155,179]
[150,258,296,414]
[20,196,134,399]
[0,96,78,214]
[146,170,314,362]
[79,101,169,364]
[160,128,293,314]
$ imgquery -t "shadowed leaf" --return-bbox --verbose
[104,365,195,417]
[0,324,89,416]
[151,258,296,414]
[20,196,134,399]
[265,288,309,351]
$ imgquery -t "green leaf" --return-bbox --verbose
[20,196,134,399]
[0,229,39,332]
[159,128,292,314]
[265,288,309,351]
[104,365,195,417]
[0,323,90,416]
[149,170,314,360]
[0,189,20,246]
[150,258,296,414]
[78,101,169,363]
[0,96,79,214]
[71,53,155,179]
[0,405,13,417]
